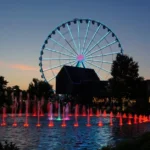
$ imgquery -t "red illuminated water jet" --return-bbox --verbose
[3,107,7,117]
[128,113,133,118]
[119,115,123,126]
[48,120,54,127]
[110,117,113,126]
[32,95,37,116]
[134,114,137,124]
[89,108,93,116]
[12,123,17,127]
[61,106,67,127]
[139,115,142,123]
[74,104,79,127]
[98,121,103,127]
[123,113,127,118]
[1,122,6,126]
[54,101,58,116]
[82,105,86,116]
[24,97,29,127]
[18,92,23,117]
[13,97,18,127]
[110,111,114,117]
[61,123,66,127]
[36,123,41,127]
[1,107,6,126]
[40,97,45,116]
[36,101,41,127]
[116,112,120,118]
[74,123,79,127]
[102,110,107,117]
[68,102,72,116]
[86,108,91,127]
[24,123,29,127]
[96,109,100,117]
[128,118,132,125]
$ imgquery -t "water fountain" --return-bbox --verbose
[11,92,15,117]
[1,106,6,126]
[61,106,66,127]
[65,103,69,120]
[98,110,103,127]
[86,107,91,127]
[0,92,150,128]
[89,107,93,116]
[110,112,113,126]
[82,105,86,116]
[18,92,22,117]
[119,114,123,126]
[32,95,37,116]
[24,93,29,127]
[57,101,61,120]
[40,97,44,116]
[48,101,54,127]
[12,97,18,127]
[54,101,58,116]
[36,100,41,127]
[74,104,79,127]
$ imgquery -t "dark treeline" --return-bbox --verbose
[0,54,147,114]
[0,77,54,112]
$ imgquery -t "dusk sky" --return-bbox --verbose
[0,0,150,90]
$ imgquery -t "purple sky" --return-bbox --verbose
[0,0,150,90]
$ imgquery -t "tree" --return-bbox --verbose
[109,54,144,100]
[27,78,54,100]
[0,76,8,107]
[12,85,21,98]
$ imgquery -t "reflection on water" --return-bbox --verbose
[0,116,150,150]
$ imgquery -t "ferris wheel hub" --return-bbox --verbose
[77,54,84,62]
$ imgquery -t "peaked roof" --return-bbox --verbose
[62,65,100,83]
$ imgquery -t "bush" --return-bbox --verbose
[0,141,19,150]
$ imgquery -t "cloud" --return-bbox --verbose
[0,61,38,71]
[10,64,37,71]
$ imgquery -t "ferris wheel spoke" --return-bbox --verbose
[66,24,78,54]
[84,61,103,80]
[45,48,76,58]
[42,57,76,61]
[50,38,76,56]
[86,60,110,73]
[86,40,117,57]
[71,61,77,67]
[86,59,112,64]
[77,21,81,54]
[84,31,110,55]
[57,30,78,56]
[43,60,76,72]
[82,21,90,54]
[86,51,120,59]
[47,75,57,82]
[83,24,101,55]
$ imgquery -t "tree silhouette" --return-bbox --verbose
[28,78,54,100]
[109,54,144,100]
[0,76,8,107]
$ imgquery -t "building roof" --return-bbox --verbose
[63,65,100,83]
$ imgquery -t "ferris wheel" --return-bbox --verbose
[39,18,123,89]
